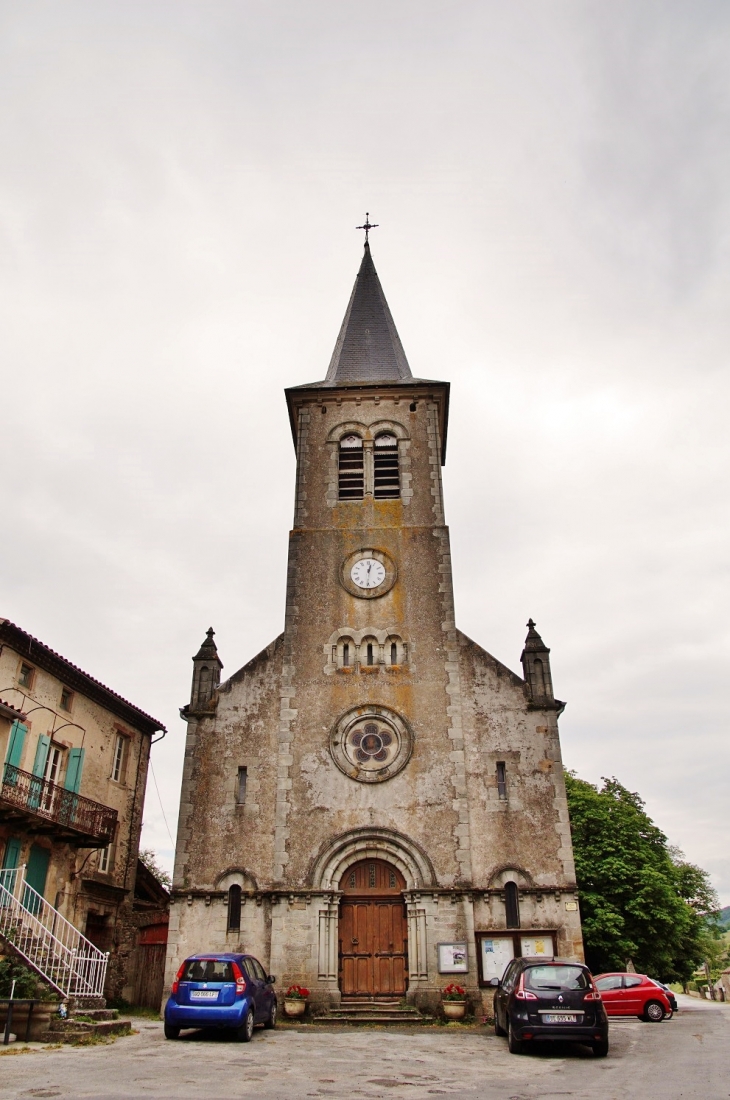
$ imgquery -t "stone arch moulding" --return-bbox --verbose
[488,865,534,890]
[214,867,258,892]
[309,827,437,891]
[325,626,411,648]
[326,419,410,444]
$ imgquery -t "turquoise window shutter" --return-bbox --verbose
[28,734,51,810]
[64,747,85,793]
[2,837,21,870]
[5,721,27,768]
[32,735,51,777]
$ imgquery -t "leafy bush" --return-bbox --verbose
[0,956,49,999]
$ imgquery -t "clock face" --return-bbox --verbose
[350,558,386,590]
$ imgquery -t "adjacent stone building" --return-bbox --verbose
[0,618,165,1000]
[166,241,583,1014]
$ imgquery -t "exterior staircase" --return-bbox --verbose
[314,998,434,1025]
[0,866,108,1000]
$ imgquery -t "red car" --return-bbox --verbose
[593,972,673,1021]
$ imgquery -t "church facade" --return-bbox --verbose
[165,241,583,1014]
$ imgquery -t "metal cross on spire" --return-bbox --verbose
[356,212,379,243]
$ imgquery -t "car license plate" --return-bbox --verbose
[191,990,218,1001]
[542,1012,578,1024]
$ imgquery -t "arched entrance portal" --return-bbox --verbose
[338,858,408,998]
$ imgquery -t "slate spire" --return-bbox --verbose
[325,243,412,384]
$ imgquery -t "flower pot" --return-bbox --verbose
[443,1000,466,1020]
[283,998,307,1018]
[0,1001,60,1041]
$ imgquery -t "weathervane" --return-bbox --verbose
[356,212,379,243]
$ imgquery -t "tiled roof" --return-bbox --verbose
[0,697,26,721]
[324,243,412,385]
[0,619,165,736]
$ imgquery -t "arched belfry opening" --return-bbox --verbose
[338,859,407,998]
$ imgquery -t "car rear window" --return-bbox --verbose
[524,965,589,991]
[182,959,234,983]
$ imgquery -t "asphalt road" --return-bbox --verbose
[0,996,728,1100]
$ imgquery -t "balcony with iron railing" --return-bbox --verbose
[0,764,117,847]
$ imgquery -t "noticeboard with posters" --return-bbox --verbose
[475,931,557,987]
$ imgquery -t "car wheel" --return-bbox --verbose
[264,1000,277,1030]
[164,1023,180,1040]
[592,1038,609,1058]
[643,1000,666,1023]
[235,1008,255,1042]
[507,1017,524,1055]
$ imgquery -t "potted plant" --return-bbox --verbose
[283,984,310,1017]
[441,983,467,1020]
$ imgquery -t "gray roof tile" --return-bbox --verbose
[325,244,412,384]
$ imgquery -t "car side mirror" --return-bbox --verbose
[266,975,276,984]
[489,977,500,987]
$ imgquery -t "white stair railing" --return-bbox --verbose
[0,865,108,999]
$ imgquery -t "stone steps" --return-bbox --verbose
[44,1018,132,1042]
[313,1000,434,1026]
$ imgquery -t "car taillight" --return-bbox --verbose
[232,961,247,997]
[515,975,538,1001]
[584,981,602,1002]
[171,962,186,996]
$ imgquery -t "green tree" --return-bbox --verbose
[138,848,172,890]
[565,773,717,983]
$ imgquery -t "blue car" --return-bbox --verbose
[164,953,277,1042]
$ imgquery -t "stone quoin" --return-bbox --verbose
[164,237,584,1016]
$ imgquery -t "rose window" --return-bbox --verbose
[331,706,413,783]
[351,722,393,763]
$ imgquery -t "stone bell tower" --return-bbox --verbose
[166,236,583,1017]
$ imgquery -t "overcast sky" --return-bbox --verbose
[2,1,729,905]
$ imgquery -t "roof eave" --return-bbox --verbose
[0,620,166,737]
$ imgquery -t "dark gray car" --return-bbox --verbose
[493,957,609,1056]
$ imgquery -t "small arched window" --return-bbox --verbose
[366,642,374,666]
[343,642,350,667]
[338,435,364,500]
[374,433,400,500]
[385,636,406,666]
[504,881,520,929]
[228,884,242,932]
[197,666,211,704]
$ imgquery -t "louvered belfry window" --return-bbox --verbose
[338,434,364,500]
[374,433,400,499]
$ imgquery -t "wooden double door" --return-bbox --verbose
[338,859,408,997]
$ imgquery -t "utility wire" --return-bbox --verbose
[149,757,175,848]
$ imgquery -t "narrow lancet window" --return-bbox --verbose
[496,761,507,800]
[236,767,248,805]
[366,642,374,666]
[338,434,364,500]
[505,881,520,928]
[390,642,397,664]
[228,884,242,931]
[343,642,350,667]
[374,433,400,499]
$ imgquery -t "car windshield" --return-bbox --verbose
[182,959,234,983]
[524,965,588,991]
